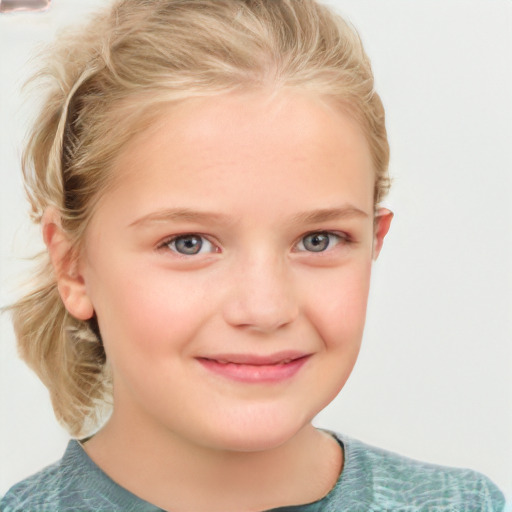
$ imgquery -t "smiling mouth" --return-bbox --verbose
[196,352,311,383]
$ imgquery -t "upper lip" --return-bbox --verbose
[197,351,310,366]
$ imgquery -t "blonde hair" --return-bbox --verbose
[12,0,390,437]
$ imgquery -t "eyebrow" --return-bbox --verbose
[290,206,369,224]
[129,205,369,228]
[129,208,229,228]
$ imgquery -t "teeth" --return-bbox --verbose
[281,359,292,364]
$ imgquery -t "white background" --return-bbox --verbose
[1,0,511,503]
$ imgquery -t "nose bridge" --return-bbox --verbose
[223,247,298,333]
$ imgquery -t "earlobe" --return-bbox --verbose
[43,208,94,321]
[372,208,393,260]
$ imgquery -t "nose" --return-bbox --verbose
[222,251,299,334]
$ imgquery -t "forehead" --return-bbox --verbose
[103,90,375,221]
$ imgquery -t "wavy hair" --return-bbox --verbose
[11,0,390,437]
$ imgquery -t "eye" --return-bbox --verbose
[162,234,216,255]
[296,231,345,253]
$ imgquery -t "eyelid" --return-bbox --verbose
[157,233,220,255]
[293,230,351,252]
[155,230,351,256]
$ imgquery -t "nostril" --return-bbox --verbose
[222,262,299,332]
[224,298,299,334]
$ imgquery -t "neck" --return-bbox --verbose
[84,412,342,512]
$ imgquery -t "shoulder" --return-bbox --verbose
[0,440,158,512]
[1,455,66,512]
[331,433,505,511]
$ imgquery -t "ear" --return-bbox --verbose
[42,208,94,321]
[373,208,393,260]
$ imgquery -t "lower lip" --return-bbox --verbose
[197,356,310,383]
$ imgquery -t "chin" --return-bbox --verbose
[200,408,312,454]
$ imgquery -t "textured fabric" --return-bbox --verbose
[1,432,505,512]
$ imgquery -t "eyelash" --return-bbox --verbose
[157,233,218,256]
[157,231,352,256]
[294,231,351,253]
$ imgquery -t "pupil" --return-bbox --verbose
[176,235,202,254]
[304,233,329,252]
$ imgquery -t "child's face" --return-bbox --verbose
[75,91,390,451]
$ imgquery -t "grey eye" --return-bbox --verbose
[301,232,331,252]
[173,235,204,255]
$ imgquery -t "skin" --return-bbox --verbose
[45,90,392,512]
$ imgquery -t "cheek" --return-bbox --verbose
[302,259,373,348]
[88,260,216,359]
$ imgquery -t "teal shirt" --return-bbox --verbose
[1,433,505,511]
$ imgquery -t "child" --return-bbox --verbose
[1,0,505,510]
